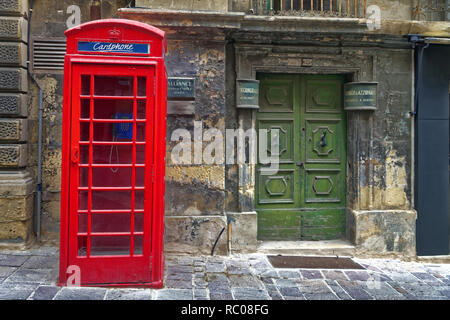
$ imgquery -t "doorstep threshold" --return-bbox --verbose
[257,240,355,257]
[417,255,450,264]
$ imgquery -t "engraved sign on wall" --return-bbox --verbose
[236,79,260,109]
[168,77,195,99]
[167,77,195,115]
[344,82,378,111]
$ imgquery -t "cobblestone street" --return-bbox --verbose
[0,245,449,300]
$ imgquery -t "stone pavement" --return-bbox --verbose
[0,245,450,300]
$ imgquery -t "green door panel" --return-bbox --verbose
[258,119,295,164]
[256,74,346,241]
[301,209,346,240]
[258,210,301,240]
[259,78,295,113]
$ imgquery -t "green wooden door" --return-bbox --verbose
[256,74,346,240]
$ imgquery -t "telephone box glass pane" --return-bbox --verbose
[79,167,88,187]
[94,76,133,96]
[134,235,143,255]
[77,236,87,257]
[91,191,131,210]
[92,167,132,187]
[136,145,146,164]
[136,123,146,142]
[134,213,144,232]
[137,77,146,97]
[78,191,88,210]
[91,214,131,233]
[92,121,143,142]
[81,75,91,96]
[137,100,146,119]
[136,167,145,187]
[80,145,89,164]
[135,190,144,210]
[78,214,87,233]
[94,99,133,119]
[94,122,134,142]
[81,99,90,119]
[91,236,130,256]
[80,123,90,142]
[85,145,145,164]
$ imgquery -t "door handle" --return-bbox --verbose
[71,146,79,164]
[320,131,327,147]
[296,161,304,168]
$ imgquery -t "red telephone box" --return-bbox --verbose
[59,19,167,288]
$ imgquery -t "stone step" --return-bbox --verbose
[417,255,450,264]
[257,240,356,257]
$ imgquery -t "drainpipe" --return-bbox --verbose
[27,0,43,242]
[408,36,450,118]
[408,35,430,118]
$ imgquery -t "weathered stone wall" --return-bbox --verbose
[344,48,417,257]
[163,29,228,255]
[0,0,33,248]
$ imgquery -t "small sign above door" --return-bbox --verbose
[236,79,260,109]
[167,77,195,99]
[344,82,378,111]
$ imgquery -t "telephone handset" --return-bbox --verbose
[110,113,133,173]
[112,113,133,140]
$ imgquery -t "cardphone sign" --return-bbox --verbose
[77,41,150,54]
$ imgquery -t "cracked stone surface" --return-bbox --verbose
[0,245,449,300]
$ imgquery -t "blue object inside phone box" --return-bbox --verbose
[112,113,133,140]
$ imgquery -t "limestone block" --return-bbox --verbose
[0,194,33,222]
[0,0,28,16]
[0,219,32,242]
[231,0,252,12]
[227,211,257,253]
[0,170,34,196]
[164,215,228,255]
[0,144,27,167]
[165,179,225,216]
[136,0,228,12]
[0,118,27,141]
[0,42,26,67]
[347,209,417,257]
[0,93,27,116]
[0,17,27,41]
[0,68,27,92]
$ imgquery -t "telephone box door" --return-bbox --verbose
[68,63,155,285]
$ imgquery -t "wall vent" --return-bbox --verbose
[32,38,66,71]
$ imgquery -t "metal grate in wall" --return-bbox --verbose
[32,39,66,71]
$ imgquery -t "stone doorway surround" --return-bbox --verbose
[229,41,417,257]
